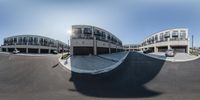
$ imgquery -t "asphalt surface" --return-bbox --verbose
[0,52,200,100]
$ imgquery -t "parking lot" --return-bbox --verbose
[0,52,200,100]
[142,52,200,62]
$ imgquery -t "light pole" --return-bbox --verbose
[68,40,69,53]
[192,35,194,52]
[67,29,72,55]
[61,45,64,59]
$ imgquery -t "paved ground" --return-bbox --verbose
[65,55,116,70]
[59,52,128,74]
[147,52,200,62]
[98,52,128,61]
[0,52,200,100]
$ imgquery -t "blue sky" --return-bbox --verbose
[0,0,200,46]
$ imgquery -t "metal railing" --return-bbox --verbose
[142,38,188,46]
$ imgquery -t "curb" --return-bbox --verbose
[15,53,68,57]
[59,52,129,74]
[0,52,58,57]
[138,52,200,62]
[0,52,11,55]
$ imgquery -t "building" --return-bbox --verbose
[123,44,141,51]
[1,35,68,54]
[140,28,189,53]
[70,25,123,55]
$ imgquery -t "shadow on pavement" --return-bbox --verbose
[69,52,165,98]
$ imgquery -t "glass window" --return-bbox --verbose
[94,29,101,36]
[44,39,48,46]
[29,37,33,42]
[14,37,17,43]
[19,37,23,44]
[164,32,170,38]
[172,31,179,37]
[23,37,27,44]
[40,38,44,45]
[155,35,158,41]
[72,28,82,35]
[160,33,164,41]
[29,37,33,45]
[4,39,7,44]
[180,31,186,39]
[83,28,92,34]
[152,37,154,41]
[102,32,105,38]
[34,37,38,45]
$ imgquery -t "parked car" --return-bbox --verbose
[52,50,58,54]
[165,49,175,57]
[143,49,153,54]
[13,49,20,54]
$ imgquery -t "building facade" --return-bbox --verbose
[70,25,123,55]
[123,44,141,51]
[140,28,189,53]
[1,35,68,54]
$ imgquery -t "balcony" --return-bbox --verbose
[141,38,188,48]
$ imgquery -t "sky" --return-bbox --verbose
[0,0,200,47]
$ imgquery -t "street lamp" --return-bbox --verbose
[192,35,194,52]
[68,40,69,53]
[67,29,72,54]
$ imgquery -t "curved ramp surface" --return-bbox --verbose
[0,52,200,100]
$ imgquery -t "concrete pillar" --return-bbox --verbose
[154,46,158,52]
[92,26,94,37]
[6,48,8,52]
[26,42,28,53]
[81,28,84,37]
[38,48,41,54]
[93,37,97,55]
[109,43,111,54]
[48,49,51,54]
[70,46,73,56]
[168,45,171,49]
[116,46,117,53]
[16,37,19,44]
[69,37,73,56]
[187,40,190,54]
[187,46,189,54]
[38,37,40,45]
[26,48,28,54]
[14,43,17,50]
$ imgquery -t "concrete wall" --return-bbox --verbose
[143,28,188,42]
[140,28,189,53]
[140,40,189,49]
[1,45,57,54]
[70,25,123,56]
[70,38,123,56]
[140,40,189,53]
[71,39,94,47]
[97,40,109,48]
